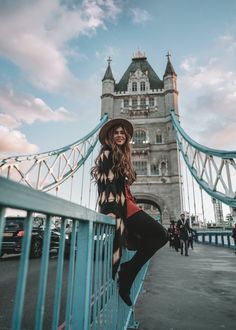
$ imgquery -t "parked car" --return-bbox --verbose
[1,216,61,258]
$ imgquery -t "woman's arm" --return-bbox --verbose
[98,149,121,218]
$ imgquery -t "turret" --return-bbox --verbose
[101,57,115,117]
[163,52,179,115]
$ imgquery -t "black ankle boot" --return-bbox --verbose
[118,265,133,306]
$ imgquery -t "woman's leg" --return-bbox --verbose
[122,210,168,289]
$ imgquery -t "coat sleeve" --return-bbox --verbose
[98,149,121,218]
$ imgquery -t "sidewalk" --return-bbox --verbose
[135,243,236,330]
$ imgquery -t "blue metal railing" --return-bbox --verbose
[196,230,235,249]
[0,176,148,329]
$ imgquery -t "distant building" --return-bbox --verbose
[101,51,182,225]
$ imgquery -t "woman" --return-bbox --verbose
[91,118,168,306]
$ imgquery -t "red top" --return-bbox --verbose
[125,185,141,218]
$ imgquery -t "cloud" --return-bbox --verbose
[0,126,38,155]
[178,40,236,150]
[0,86,76,154]
[0,113,20,129]
[0,87,74,125]
[130,8,151,25]
[0,0,121,92]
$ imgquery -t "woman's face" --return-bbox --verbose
[113,126,127,146]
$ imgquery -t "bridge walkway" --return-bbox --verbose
[135,243,236,330]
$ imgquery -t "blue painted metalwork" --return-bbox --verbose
[0,207,6,256]
[35,215,52,330]
[65,220,78,330]
[0,114,108,192]
[196,230,235,249]
[12,211,34,330]
[0,176,149,329]
[170,109,236,208]
[52,218,67,330]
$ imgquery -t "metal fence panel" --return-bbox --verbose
[0,176,148,330]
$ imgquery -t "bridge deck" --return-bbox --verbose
[135,243,236,330]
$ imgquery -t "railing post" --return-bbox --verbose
[221,234,224,246]
[127,307,140,329]
[0,207,6,256]
[71,220,93,330]
[227,234,231,247]
[51,218,67,330]
[35,215,52,330]
[12,211,34,330]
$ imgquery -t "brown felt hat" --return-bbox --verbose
[99,118,133,145]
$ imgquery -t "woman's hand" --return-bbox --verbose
[107,213,116,218]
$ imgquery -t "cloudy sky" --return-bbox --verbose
[0,0,235,220]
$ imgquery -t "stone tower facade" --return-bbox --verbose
[101,51,182,225]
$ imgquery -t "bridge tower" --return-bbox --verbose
[101,51,182,225]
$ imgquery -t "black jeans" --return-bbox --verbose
[180,239,189,255]
[123,210,168,289]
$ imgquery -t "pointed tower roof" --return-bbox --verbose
[115,50,163,92]
[102,57,115,81]
[164,52,177,77]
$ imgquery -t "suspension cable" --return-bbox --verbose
[200,187,206,227]
[185,164,191,215]
[191,175,197,227]
[88,149,94,209]
[80,163,85,206]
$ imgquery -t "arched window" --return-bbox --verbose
[133,130,146,144]
[140,81,146,91]
[132,82,137,92]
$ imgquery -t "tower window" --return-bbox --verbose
[132,82,137,92]
[156,134,163,144]
[133,161,147,175]
[124,99,129,107]
[140,81,146,91]
[140,98,146,107]
[132,98,137,107]
[133,130,146,144]
[149,97,154,106]
[151,164,160,175]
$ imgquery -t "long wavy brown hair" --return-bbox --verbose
[91,124,136,185]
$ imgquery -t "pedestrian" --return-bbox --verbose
[91,118,168,306]
[188,224,195,250]
[167,223,175,248]
[177,213,190,256]
[173,224,180,252]
[232,224,236,253]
